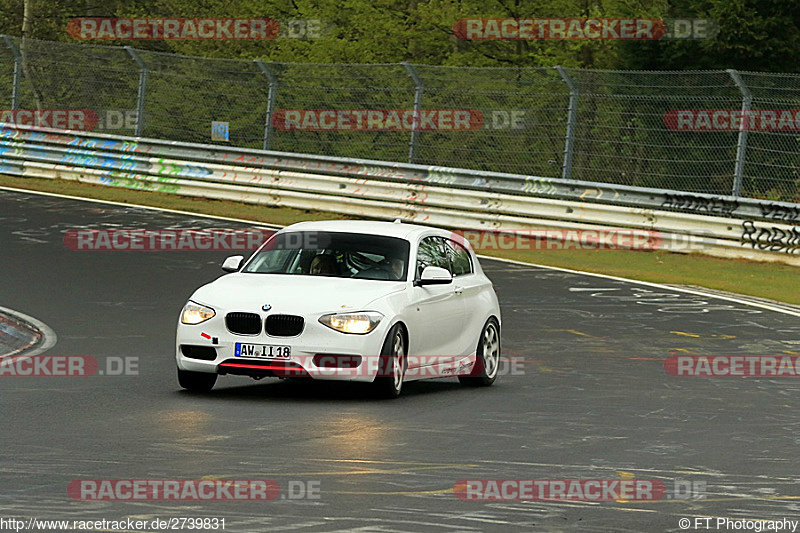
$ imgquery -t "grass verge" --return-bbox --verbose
[2,175,798,305]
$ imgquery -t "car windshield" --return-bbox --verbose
[242,231,410,281]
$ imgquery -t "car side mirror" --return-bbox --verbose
[414,266,452,286]
[221,255,244,272]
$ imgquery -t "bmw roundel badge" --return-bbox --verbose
[262,304,272,311]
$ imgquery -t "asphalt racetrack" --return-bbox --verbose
[1,188,800,532]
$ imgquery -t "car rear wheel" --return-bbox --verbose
[459,318,500,387]
[177,368,217,392]
[373,324,406,399]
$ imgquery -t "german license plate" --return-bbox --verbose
[234,343,291,359]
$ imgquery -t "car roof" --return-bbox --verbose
[281,220,447,241]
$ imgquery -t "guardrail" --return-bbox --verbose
[0,124,798,266]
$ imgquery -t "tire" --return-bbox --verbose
[372,324,406,399]
[177,368,217,392]
[459,318,500,387]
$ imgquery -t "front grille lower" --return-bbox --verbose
[265,314,304,337]
[180,345,217,361]
[225,312,262,335]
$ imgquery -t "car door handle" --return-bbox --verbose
[453,285,464,295]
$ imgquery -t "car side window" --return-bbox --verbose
[416,236,450,278]
[445,239,473,277]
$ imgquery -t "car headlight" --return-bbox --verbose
[181,301,216,325]
[318,311,383,335]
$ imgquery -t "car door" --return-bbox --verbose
[406,236,466,369]
[444,237,484,356]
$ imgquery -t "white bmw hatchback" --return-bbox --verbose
[175,220,501,398]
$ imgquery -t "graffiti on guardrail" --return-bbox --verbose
[521,177,558,196]
[0,127,152,154]
[579,188,603,200]
[760,203,800,222]
[0,162,23,174]
[2,125,800,267]
[154,160,212,179]
[93,175,178,195]
[661,193,739,217]
[354,165,411,180]
[219,152,416,181]
[426,168,459,186]
[741,220,800,254]
[0,137,213,182]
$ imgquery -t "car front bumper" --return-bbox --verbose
[176,313,390,382]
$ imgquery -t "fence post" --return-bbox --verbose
[727,69,751,197]
[254,60,279,151]
[2,35,21,110]
[555,66,578,180]
[402,62,423,164]
[125,47,147,136]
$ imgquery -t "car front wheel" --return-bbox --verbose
[459,318,500,387]
[177,368,217,392]
[373,324,406,399]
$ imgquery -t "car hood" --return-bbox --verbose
[191,273,405,315]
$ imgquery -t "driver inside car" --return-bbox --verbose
[381,257,404,280]
[309,254,337,276]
